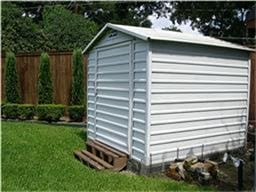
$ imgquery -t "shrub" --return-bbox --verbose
[5,52,20,103]
[38,52,53,104]
[70,48,85,105]
[68,105,85,122]
[37,104,65,122]
[18,104,35,120]
[2,103,19,119]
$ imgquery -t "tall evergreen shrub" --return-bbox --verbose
[38,52,53,104]
[5,52,20,103]
[71,48,84,105]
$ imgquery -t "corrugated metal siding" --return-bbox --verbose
[87,31,148,161]
[131,40,148,162]
[87,50,96,139]
[149,41,249,164]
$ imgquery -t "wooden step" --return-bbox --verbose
[74,150,105,170]
[75,140,128,171]
[92,140,127,157]
[86,141,119,158]
[81,150,113,169]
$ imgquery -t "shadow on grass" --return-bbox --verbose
[75,129,87,141]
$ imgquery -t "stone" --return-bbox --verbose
[183,155,198,170]
[166,164,182,181]
[189,162,205,173]
[176,162,186,179]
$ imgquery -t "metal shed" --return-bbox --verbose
[83,23,253,172]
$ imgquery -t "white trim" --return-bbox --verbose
[128,41,134,155]
[245,58,251,147]
[145,42,152,166]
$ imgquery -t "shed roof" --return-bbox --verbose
[83,23,254,53]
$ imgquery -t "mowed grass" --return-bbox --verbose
[2,121,213,191]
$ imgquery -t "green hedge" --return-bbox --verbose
[18,104,35,120]
[68,105,85,122]
[2,103,19,119]
[37,104,65,122]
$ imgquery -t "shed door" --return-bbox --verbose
[94,42,132,154]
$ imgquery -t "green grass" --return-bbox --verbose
[2,121,213,191]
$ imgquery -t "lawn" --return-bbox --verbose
[2,121,213,191]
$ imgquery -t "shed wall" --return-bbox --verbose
[149,41,250,164]
[87,31,148,162]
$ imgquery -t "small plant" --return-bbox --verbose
[2,103,19,119]
[5,52,20,103]
[37,104,65,122]
[38,52,53,104]
[68,105,85,122]
[18,104,35,120]
[70,48,85,105]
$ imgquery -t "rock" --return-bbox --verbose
[189,162,205,173]
[176,162,186,179]
[166,164,182,181]
[184,155,198,170]
[204,159,218,167]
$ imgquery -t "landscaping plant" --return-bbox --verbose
[4,52,20,103]
[37,104,65,122]
[2,104,19,119]
[38,52,53,104]
[70,48,85,105]
[68,105,85,122]
[18,104,35,120]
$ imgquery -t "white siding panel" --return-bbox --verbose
[149,41,249,163]
[87,50,96,139]
[131,40,148,162]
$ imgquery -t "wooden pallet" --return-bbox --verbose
[74,140,128,171]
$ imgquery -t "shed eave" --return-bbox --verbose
[82,23,148,54]
[83,23,255,54]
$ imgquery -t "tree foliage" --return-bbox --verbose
[5,52,20,103]
[169,2,255,44]
[1,2,49,53]
[71,49,84,105]
[38,53,53,104]
[1,2,169,52]
[42,5,99,51]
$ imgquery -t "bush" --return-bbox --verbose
[70,48,85,105]
[2,104,19,119]
[68,105,85,122]
[18,104,35,120]
[5,52,20,103]
[37,104,65,122]
[38,52,53,104]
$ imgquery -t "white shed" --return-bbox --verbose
[83,23,253,172]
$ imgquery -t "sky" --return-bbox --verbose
[149,14,201,35]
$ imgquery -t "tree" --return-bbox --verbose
[42,5,99,51]
[38,53,53,104]
[70,48,85,105]
[1,2,50,53]
[5,52,20,103]
[169,2,255,44]
[74,1,168,28]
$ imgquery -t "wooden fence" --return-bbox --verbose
[1,52,87,105]
[1,51,255,121]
